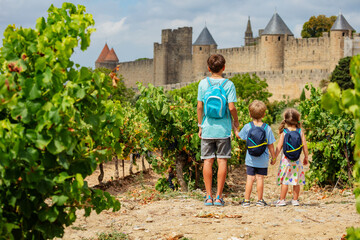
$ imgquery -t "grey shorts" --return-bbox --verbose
[201,137,231,160]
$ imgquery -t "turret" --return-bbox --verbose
[95,43,119,70]
[192,26,217,80]
[260,13,293,71]
[330,13,355,69]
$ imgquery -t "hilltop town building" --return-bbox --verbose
[95,13,360,100]
[95,43,119,70]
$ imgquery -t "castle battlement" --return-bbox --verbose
[118,59,154,67]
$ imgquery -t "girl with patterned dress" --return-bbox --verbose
[273,108,309,206]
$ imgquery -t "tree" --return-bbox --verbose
[330,56,354,90]
[300,88,306,101]
[230,73,272,103]
[301,15,337,38]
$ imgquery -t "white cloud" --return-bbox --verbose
[294,24,304,38]
[94,18,128,38]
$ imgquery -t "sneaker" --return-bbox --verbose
[241,199,250,207]
[291,199,300,206]
[275,199,287,207]
[256,199,268,207]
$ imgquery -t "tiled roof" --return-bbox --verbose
[262,13,293,35]
[193,27,217,46]
[104,48,119,62]
[96,43,110,63]
[331,13,354,31]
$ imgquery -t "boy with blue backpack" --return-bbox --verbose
[234,100,276,207]
[197,54,240,206]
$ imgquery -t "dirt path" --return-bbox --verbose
[62,159,359,240]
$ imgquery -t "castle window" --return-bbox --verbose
[199,47,202,50]
[313,50,315,55]
[278,36,281,41]
[342,32,345,36]
[265,36,268,41]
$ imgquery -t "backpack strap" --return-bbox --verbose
[207,77,212,87]
[220,79,228,88]
[261,123,268,130]
[298,128,301,134]
[249,121,255,128]
[283,128,288,134]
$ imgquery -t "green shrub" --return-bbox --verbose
[0,3,121,239]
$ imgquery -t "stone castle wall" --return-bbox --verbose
[216,45,260,73]
[117,59,154,88]
[96,61,118,70]
[284,35,332,71]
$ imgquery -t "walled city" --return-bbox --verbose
[95,13,360,100]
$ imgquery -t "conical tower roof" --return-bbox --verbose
[193,26,217,46]
[262,13,293,35]
[104,48,119,62]
[246,17,252,33]
[96,43,110,63]
[331,13,354,31]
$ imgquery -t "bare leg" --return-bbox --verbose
[293,185,300,200]
[244,175,255,200]
[215,158,227,201]
[280,184,288,200]
[256,174,264,200]
[203,158,215,202]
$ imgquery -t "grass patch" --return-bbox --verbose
[97,231,130,240]
[71,225,87,231]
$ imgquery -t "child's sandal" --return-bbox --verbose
[214,195,225,206]
[204,195,213,206]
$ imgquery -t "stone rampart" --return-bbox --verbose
[117,59,154,88]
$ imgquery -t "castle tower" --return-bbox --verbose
[245,17,254,46]
[95,44,119,70]
[192,26,217,81]
[260,13,293,71]
[154,27,192,85]
[330,13,355,70]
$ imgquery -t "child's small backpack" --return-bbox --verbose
[246,122,268,156]
[283,128,303,161]
[203,77,228,119]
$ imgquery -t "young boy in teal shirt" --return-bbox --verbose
[197,54,240,206]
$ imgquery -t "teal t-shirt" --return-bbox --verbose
[197,77,237,139]
[239,122,276,168]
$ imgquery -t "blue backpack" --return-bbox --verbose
[203,77,228,119]
[283,128,303,161]
[246,122,268,156]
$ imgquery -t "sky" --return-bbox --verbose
[0,0,360,68]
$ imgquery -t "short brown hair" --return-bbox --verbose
[207,54,226,73]
[249,100,267,120]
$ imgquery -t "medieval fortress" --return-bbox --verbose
[95,13,360,100]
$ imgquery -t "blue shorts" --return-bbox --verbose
[246,165,268,176]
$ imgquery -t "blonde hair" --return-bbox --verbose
[279,108,302,134]
[249,100,267,120]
